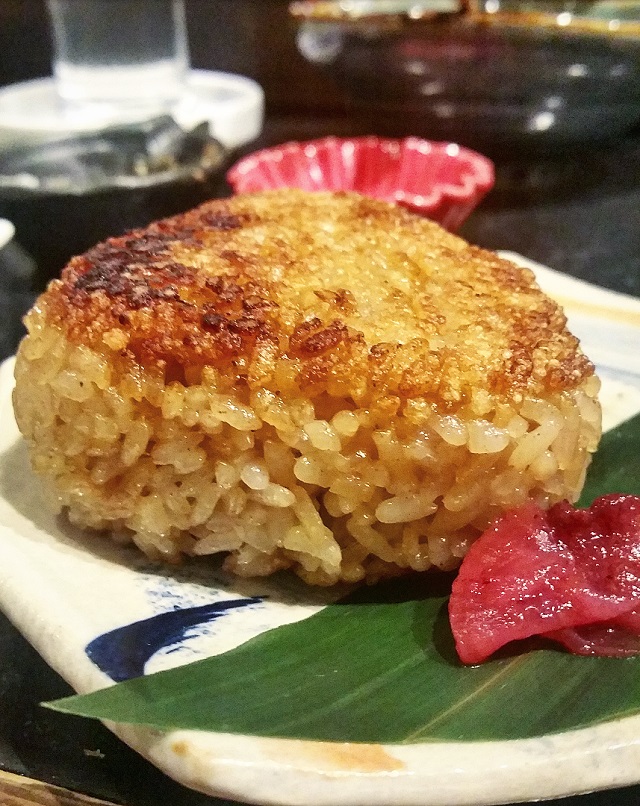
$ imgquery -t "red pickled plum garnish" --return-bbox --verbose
[448,494,640,664]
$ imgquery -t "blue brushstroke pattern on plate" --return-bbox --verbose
[86,597,262,681]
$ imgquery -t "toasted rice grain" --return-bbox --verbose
[13,310,601,585]
[12,191,603,585]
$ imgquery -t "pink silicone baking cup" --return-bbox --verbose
[226,136,494,230]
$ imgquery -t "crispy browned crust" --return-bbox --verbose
[40,189,593,408]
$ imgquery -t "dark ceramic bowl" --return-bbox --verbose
[0,117,227,290]
[291,0,640,152]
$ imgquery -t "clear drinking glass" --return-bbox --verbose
[46,0,189,112]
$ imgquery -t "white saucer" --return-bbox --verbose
[0,70,264,151]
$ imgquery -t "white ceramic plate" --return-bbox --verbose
[2,255,640,806]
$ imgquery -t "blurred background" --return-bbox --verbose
[2,0,639,147]
[0,0,350,120]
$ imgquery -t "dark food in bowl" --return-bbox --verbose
[0,117,227,289]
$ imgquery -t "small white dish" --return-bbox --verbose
[0,70,264,151]
[1,256,640,805]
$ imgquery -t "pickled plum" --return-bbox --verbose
[449,495,640,664]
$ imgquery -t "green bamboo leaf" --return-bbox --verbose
[579,412,640,504]
[46,413,640,743]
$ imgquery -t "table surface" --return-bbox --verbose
[1,116,640,806]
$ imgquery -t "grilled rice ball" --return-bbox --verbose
[13,190,601,585]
